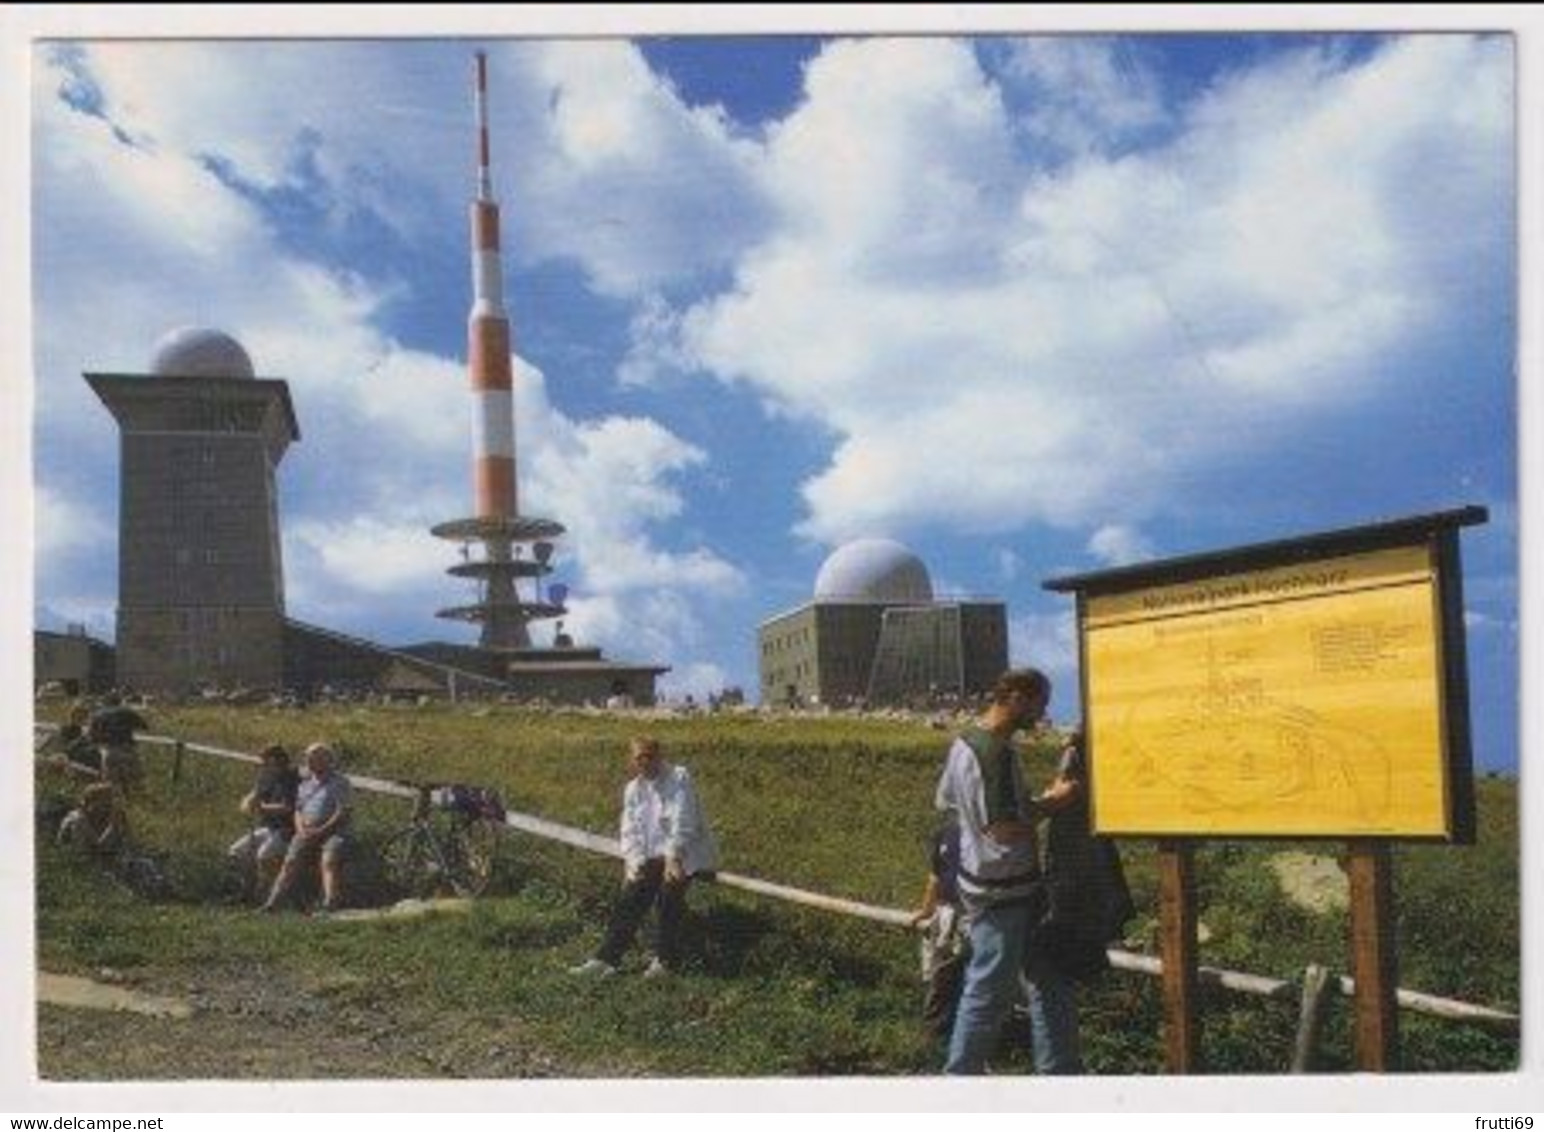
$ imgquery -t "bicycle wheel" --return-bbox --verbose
[445,819,500,897]
[381,827,442,899]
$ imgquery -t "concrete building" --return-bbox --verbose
[87,328,298,695]
[757,538,1009,708]
[34,627,115,695]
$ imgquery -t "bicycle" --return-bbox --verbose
[380,781,506,899]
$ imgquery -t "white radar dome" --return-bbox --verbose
[149,326,255,379]
[813,538,934,603]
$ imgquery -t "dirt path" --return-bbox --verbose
[36,961,616,1080]
[39,973,192,1018]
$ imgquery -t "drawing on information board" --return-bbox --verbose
[1118,634,1395,824]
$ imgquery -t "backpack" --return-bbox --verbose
[1035,802,1135,983]
[434,784,507,823]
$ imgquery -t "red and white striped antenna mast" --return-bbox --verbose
[432,50,566,651]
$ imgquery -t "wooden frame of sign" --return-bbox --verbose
[1044,506,1486,1072]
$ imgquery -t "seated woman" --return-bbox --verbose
[57,781,127,858]
[228,744,301,896]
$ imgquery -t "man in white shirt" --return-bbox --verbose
[570,737,718,979]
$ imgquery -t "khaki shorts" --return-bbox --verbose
[228,827,291,863]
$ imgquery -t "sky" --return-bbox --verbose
[24,25,1521,769]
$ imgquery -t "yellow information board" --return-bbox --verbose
[1083,544,1451,837]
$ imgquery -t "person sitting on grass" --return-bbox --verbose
[261,742,352,914]
[228,744,301,898]
[569,737,718,979]
[57,781,127,859]
[88,693,150,796]
[38,703,101,782]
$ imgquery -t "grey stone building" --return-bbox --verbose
[33,627,115,695]
[757,538,1008,708]
[87,328,298,695]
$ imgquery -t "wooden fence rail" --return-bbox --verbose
[35,725,1520,1036]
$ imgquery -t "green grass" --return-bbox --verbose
[33,704,1520,1075]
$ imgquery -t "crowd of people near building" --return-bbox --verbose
[36,665,1131,1074]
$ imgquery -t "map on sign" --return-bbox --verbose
[1084,544,1451,838]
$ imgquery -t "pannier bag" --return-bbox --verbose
[432,784,507,823]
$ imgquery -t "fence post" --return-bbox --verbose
[171,740,185,785]
[1291,962,1333,1072]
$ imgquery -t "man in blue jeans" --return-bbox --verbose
[935,667,1082,1075]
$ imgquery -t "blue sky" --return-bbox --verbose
[27,30,1520,769]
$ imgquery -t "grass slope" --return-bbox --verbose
[33,704,1520,1077]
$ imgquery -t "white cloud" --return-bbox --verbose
[1087,523,1153,567]
[993,37,1166,158]
[50,39,771,301]
[660,662,735,703]
[54,41,468,245]
[1464,610,1515,634]
[512,42,775,296]
[1008,608,1079,712]
[652,35,1510,543]
[35,599,115,641]
[558,589,727,681]
[33,484,106,560]
[996,547,1022,583]
[288,516,448,597]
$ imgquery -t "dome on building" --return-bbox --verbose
[814,538,934,604]
[149,326,255,379]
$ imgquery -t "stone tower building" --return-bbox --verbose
[87,327,298,694]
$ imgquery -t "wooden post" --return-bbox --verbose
[1348,840,1398,1071]
[171,740,185,785]
[1157,839,1200,1073]
[1290,962,1333,1072]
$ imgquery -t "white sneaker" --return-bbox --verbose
[642,957,669,980]
[568,958,617,978]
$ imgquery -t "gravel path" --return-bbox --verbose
[36,962,597,1080]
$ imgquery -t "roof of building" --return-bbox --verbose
[149,326,255,379]
[813,538,934,603]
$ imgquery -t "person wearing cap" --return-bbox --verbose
[935,667,1082,1075]
[87,693,149,795]
[261,742,352,913]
